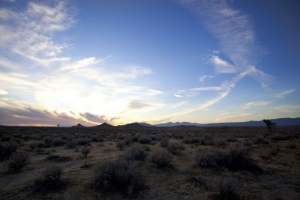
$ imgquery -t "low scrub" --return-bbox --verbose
[65,140,77,149]
[217,178,240,200]
[77,138,91,146]
[166,142,185,155]
[45,155,72,162]
[183,137,199,144]
[138,136,152,144]
[94,159,144,196]
[32,166,67,194]
[271,134,292,141]
[149,148,173,168]
[213,138,228,148]
[0,141,17,161]
[160,138,169,147]
[254,137,269,144]
[196,147,263,174]
[124,146,148,161]
[8,152,30,171]
[196,150,218,168]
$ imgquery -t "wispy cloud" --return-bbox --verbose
[210,55,236,73]
[172,101,187,108]
[0,1,160,126]
[274,89,294,98]
[199,75,212,82]
[0,1,74,67]
[178,0,272,83]
[0,89,8,95]
[146,89,164,96]
[157,0,274,121]
[215,113,251,122]
[241,101,272,109]
[275,105,300,113]
[174,90,185,98]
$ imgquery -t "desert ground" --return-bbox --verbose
[0,126,299,200]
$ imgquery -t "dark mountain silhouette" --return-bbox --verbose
[155,117,300,127]
[72,123,85,128]
[117,122,152,129]
[156,122,201,127]
[94,122,114,128]
[139,122,155,127]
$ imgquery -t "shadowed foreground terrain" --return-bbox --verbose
[0,126,299,199]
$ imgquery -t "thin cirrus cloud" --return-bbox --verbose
[0,1,73,67]
[241,101,272,110]
[275,105,300,113]
[210,55,237,73]
[157,0,274,123]
[274,89,295,98]
[199,75,212,83]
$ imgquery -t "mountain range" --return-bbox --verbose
[87,117,300,129]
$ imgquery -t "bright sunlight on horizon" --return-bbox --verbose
[0,0,299,126]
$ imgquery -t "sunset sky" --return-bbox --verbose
[0,0,299,126]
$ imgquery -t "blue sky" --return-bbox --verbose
[0,0,299,126]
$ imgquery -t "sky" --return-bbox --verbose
[0,0,299,126]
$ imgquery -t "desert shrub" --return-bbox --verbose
[155,135,163,141]
[43,165,62,181]
[286,143,297,149]
[117,139,126,150]
[8,152,30,171]
[217,178,240,200]
[32,166,67,194]
[116,136,134,149]
[254,137,269,144]
[166,142,185,155]
[243,140,252,147]
[124,136,134,145]
[45,155,72,162]
[92,136,104,142]
[227,136,237,142]
[52,138,65,147]
[196,148,262,173]
[138,136,152,144]
[44,136,53,146]
[77,138,91,146]
[196,150,218,168]
[65,140,77,149]
[213,138,228,148]
[160,138,169,147]
[204,139,213,145]
[184,137,199,144]
[38,141,48,148]
[188,175,208,189]
[81,146,91,158]
[124,146,148,161]
[149,148,173,168]
[29,143,36,150]
[94,159,144,196]
[220,147,263,173]
[173,133,184,140]
[271,134,292,141]
[0,141,17,161]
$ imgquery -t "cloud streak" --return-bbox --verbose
[274,89,294,98]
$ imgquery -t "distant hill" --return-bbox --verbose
[156,122,201,127]
[118,122,152,129]
[94,122,114,128]
[139,122,155,127]
[72,123,85,128]
[155,117,300,127]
